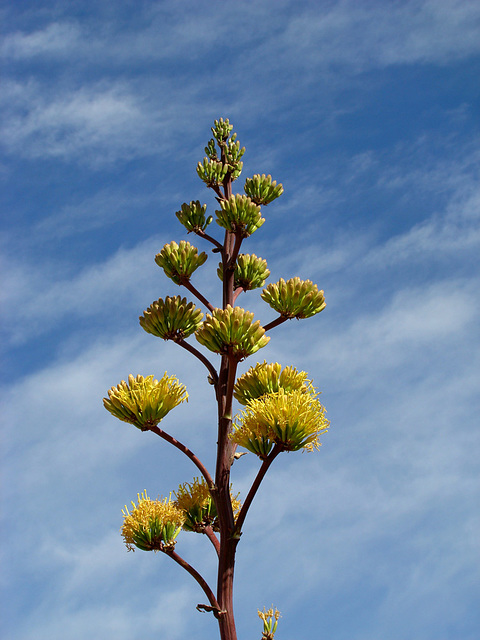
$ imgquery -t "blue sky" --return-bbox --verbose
[1,1,479,639]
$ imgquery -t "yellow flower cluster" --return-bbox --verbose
[103,373,187,430]
[258,606,281,639]
[174,477,241,532]
[155,240,207,285]
[234,361,314,406]
[232,388,329,457]
[121,491,185,552]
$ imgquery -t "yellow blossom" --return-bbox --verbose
[121,491,185,552]
[174,477,241,532]
[103,373,187,430]
[232,388,329,456]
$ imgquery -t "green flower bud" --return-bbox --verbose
[217,254,270,291]
[103,373,188,430]
[215,194,265,237]
[140,296,204,341]
[155,240,207,285]
[244,174,284,205]
[261,277,326,319]
[195,305,270,360]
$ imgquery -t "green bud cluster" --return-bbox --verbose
[211,117,233,142]
[155,240,207,285]
[195,305,270,360]
[196,157,228,188]
[103,373,188,430]
[224,135,245,181]
[215,194,265,237]
[175,201,213,233]
[244,174,284,205]
[234,362,313,406]
[217,253,270,291]
[261,277,326,319]
[140,296,204,341]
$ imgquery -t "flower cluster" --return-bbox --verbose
[232,388,329,457]
[174,477,241,533]
[195,305,270,360]
[258,607,281,640]
[175,200,213,233]
[234,361,314,406]
[103,373,187,430]
[155,240,207,284]
[121,491,185,552]
[244,174,283,205]
[217,253,270,291]
[140,296,204,341]
[261,277,326,319]
[215,194,265,237]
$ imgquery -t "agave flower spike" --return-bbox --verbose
[261,277,326,319]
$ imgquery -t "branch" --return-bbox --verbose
[175,338,219,387]
[180,278,215,312]
[234,444,283,535]
[204,524,220,556]
[232,287,244,304]
[195,228,223,253]
[263,315,289,332]
[148,424,215,490]
[164,547,224,617]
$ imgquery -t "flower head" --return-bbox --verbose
[155,240,207,285]
[140,296,204,341]
[215,194,264,237]
[217,254,270,292]
[175,200,213,233]
[232,388,329,457]
[258,607,281,640]
[174,477,241,533]
[261,277,326,319]
[103,373,187,430]
[244,174,284,205]
[234,361,314,406]
[121,491,185,551]
[195,305,270,360]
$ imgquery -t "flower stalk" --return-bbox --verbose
[103,118,328,640]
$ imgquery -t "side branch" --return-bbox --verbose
[195,228,224,252]
[148,424,215,490]
[176,338,219,387]
[164,548,224,616]
[234,444,283,535]
[263,315,289,332]
[181,278,215,312]
[204,524,221,556]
